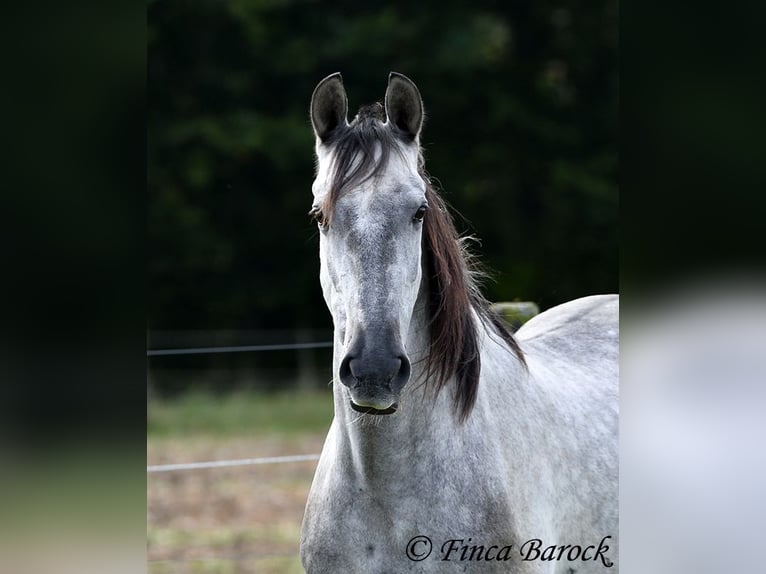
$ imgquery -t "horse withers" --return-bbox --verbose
[300,72,618,573]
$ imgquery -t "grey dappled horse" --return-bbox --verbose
[300,72,618,573]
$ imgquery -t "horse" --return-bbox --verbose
[300,72,618,573]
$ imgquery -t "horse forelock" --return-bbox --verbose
[318,106,525,422]
[317,105,404,222]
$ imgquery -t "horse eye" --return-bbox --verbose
[413,205,428,222]
[309,206,328,230]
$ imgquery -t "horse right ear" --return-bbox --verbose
[310,72,348,142]
[384,72,423,142]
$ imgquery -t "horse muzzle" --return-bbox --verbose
[338,337,411,415]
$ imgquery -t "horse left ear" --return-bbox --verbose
[384,72,423,142]
[311,72,348,142]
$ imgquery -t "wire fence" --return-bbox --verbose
[147,449,321,570]
[147,338,333,571]
[147,341,333,357]
[147,339,329,473]
[148,453,321,473]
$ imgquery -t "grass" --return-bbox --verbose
[149,556,305,574]
[148,389,333,573]
[148,388,334,437]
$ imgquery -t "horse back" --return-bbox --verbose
[515,294,619,371]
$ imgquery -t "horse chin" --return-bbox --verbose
[349,401,399,415]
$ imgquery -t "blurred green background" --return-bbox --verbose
[148,0,618,349]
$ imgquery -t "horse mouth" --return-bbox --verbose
[349,401,398,415]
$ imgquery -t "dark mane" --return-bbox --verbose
[318,105,526,423]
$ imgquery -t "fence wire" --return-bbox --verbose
[147,341,333,356]
[147,453,321,473]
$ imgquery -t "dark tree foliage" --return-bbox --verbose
[148,0,618,331]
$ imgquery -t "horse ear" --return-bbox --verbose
[310,72,348,142]
[384,72,423,141]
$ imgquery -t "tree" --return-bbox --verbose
[148,0,618,331]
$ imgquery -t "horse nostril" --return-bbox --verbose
[393,354,411,390]
[339,354,354,388]
[399,355,410,376]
